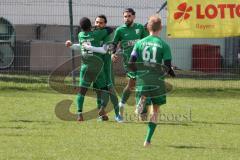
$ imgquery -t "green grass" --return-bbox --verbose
[0,74,240,160]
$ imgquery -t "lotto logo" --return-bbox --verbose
[174,2,193,22]
[174,2,240,22]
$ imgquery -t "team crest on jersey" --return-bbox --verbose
[135,29,140,34]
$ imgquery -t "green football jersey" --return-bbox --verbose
[131,35,172,87]
[78,28,110,66]
[113,23,148,57]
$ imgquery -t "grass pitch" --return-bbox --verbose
[0,74,240,160]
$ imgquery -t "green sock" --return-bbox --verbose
[101,90,109,107]
[121,88,131,104]
[76,94,85,113]
[145,122,157,143]
[108,87,119,116]
[110,93,119,116]
[96,91,101,109]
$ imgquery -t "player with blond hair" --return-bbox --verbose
[129,15,175,147]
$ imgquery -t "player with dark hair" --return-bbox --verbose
[65,17,113,122]
[111,8,149,119]
[93,14,123,122]
[83,9,149,120]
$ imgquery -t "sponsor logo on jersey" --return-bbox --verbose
[135,29,140,34]
[127,39,140,46]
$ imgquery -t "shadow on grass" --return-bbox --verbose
[168,145,238,150]
[168,145,206,149]
[191,120,240,126]
[107,120,240,127]
[105,120,192,126]
[8,120,54,124]
[54,99,117,121]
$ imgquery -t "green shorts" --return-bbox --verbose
[79,65,106,89]
[136,86,166,106]
[122,54,137,79]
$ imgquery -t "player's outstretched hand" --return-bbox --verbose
[65,40,72,48]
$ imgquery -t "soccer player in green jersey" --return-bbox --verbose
[69,15,123,122]
[65,17,113,121]
[112,8,149,119]
[129,15,175,147]
[93,15,123,122]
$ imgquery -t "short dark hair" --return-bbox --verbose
[79,17,91,31]
[96,14,107,24]
[123,8,136,15]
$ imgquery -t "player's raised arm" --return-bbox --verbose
[65,40,109,55]
[81,41,118,55]
[65,40,80,51]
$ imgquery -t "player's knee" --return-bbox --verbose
[150,112,159,123]
[124,85,131,92]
